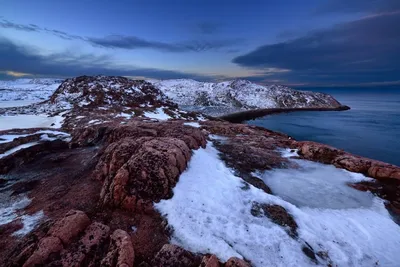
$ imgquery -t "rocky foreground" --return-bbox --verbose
[0,76,399,266]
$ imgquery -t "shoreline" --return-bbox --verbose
[218,105,351,123]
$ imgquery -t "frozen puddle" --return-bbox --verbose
[261,159,375,209]
[0,114,65,130]
[156,142,400,267]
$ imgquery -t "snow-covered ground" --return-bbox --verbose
[150,79,341,110]
[156,143,400,267]
[0,78,62,102]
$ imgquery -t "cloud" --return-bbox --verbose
[87,35,243,52]
[232,11,400,85]
[0,37,215,80]
[1,18,242,53]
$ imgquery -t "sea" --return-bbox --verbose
[247,87,400,166]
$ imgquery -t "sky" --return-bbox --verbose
[0,0,399,86]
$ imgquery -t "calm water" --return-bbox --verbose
[248,88,400,166]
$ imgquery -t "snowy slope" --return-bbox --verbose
[0,78,63,101]
[149,79,342,109]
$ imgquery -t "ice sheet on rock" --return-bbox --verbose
[12,210,44,236]
[0,142,39,159]
[0,196,31,226]
[143,107,171,120]
[0,114,65,130]
[156,142,400,267]
[262,158,375,209]
[0,130,70,144]
[183,122,201,128]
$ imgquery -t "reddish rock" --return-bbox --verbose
[152,244,201,267]
[200,254,221,267]
[251,202,298,238]
[101,229,135,267]
[297,141,400,181]
[225,257,251,267]
[61,222,110,267]
[23,236,63,267]
[48,209,91,245]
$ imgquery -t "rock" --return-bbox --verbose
[251,202,298,237]
[61,222,110,267]
[152,244,201,267]
[11,180,40,196]
[23,236,63,267]
[224,257,251,267]
[48,209,91,245]
[297,141,400,181]
[200,254,220,267]
[241,175,272,194]
[101,229,135,267]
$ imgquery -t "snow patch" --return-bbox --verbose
[183,122,201,128]
[156,142,400,267]
[143,107,171,120]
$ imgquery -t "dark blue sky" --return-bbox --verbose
[0,0,399,86]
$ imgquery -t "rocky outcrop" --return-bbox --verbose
[151,244,201,267]
[82,121,207,211]
[5,210,134,267]
[296,141,400,181]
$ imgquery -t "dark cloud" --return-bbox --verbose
[87,35,243,52]
[233,12,400,85]
[0,19,40,32]
[0,18,241,53]
[316,0,400,14]
[0,37,214,80]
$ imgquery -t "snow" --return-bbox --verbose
[183,122,201,128]
[0,79,61,102]
[88,119,101,124]
[0,114,65,130]
[0,100,40,108]
[116,112,133,119]
[143,107,172,120]
[12,210,44,236]
[155,142,400,267]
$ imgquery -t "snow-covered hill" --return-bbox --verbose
[149,79,342,109]
[0,78,62,101]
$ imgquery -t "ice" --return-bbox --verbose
[0,142,39,159]
[0,130,70,144]
[262,159,375,209]
[0,196,31,225]
[143,107,172,120]
[156,142,400,267]
[0,115,65,130]
[183,122,201,128]
[0,100,40,108]
[12,210,44,236]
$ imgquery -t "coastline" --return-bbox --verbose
[218,105,351,123]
